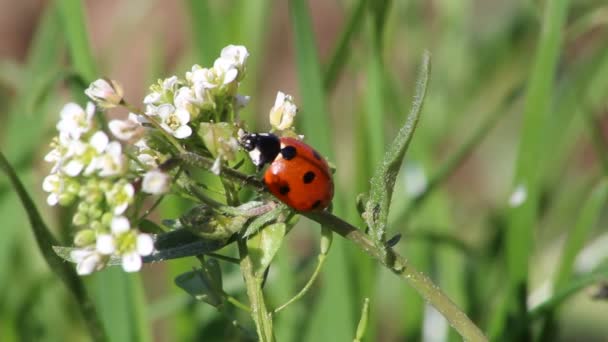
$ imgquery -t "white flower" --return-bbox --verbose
[142,169,170,194]
[84,78,124,108]
[157,104,192,139]
[162,76,179,92]
[109,115,141,141]
[174,86,200,111]
[111,216,131,234]
[120,232,154,273]
[70,248,104,275]
[56,102,96,139]
[96,234,115,255]
[220,45,249,72]
[269,91,297,130]
[97,142,126,177]
[42,174,63,206]
[106,181,134,215]
[190,59,238,90]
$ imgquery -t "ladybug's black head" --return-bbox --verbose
[239,132,281,168]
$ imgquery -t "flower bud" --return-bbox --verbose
[269,91,297,131]
[85,78,124,108]
[74,229,96,247]
[142,169,170,195]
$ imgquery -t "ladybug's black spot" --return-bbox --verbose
[312,150,322,160]
[303,171,316,184]
[281,146,297,160]
[279,184,290,195]
[311,200,322,210]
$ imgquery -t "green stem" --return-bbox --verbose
[238,239,275,341]
[303,211,487,342]
[273,254,327,313]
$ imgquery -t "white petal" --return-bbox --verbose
[157,104,174,120]
[76,253,102,275]
[175,108,190,124]
[47,194,59,206]
[85,101,96,117]
[90,131,109,152]
[70,249,92,263]
[113,203,129,215]
[143,92,161,105]
[136,234,154,256]
[274,91,286,107]
[173,125,192,139]
[223,68,238,84]
[122,252,142,272]
[63,160,84,176]
[111,216,131,234]
[162,76,178,90]
[142,170,170,194]
[42,174,59,192]
[210,157,221,175]
[96,234,115,255]
[60,102,84,119]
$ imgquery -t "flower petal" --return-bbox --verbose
[137,234,154,256]
[122,252,142,272]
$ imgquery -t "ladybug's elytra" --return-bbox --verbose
[240,132,334,212]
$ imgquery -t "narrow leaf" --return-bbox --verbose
[554,179,608,289]
[363,51,431,249]
[57,0,97,82]
[175,259,223,307]
[247,223,286,277]
[0,151,106,341]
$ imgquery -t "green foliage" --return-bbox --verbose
[2,1,608,341]
[363,51,430,251]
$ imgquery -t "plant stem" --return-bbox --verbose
[303,211,487,342]
[238,239,275,342]
[273,254,327,313]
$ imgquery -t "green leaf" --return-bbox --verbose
[554,179,608,289]
[363,51,431,249]
[179,204,246,240]
[0,151,106,341]
[57,0,97,82]
[175,258,223,307]
[247,223,286,277]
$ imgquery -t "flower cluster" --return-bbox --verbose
[43,44,300,276]
[42,100,157,275]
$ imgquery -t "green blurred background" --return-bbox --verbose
[1,0,608,341]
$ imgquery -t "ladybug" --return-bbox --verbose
[239,132,334,211]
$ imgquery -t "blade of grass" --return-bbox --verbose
[289,1,356,340]
[185,0,221,65]
[0,151,106,342]
[323,0,367,91]
[554,179,608,289]
[57,0,96,82]
[495,0,571,338]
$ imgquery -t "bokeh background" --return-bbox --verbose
[1,0,608,341]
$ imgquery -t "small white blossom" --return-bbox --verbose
[42,174,63,206]
[157,104,192,139]
[109,115,141,141]
[84,78,124,108]
[106,181,134,215]
[269,91,297,131]
[220,45,249,72]
[97,142,126,177]
[96,234,116,255]
[190,58,238,90]
[174,86,201,112]
[142,170,170,194]
[56,102,96,139]
[111,216,131,234]
[70,248,104,275]
[120,232,154,273]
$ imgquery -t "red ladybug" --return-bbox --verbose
[240,132,333,211]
